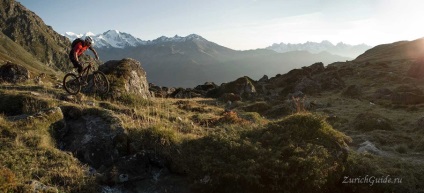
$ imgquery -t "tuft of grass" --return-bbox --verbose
[0,166,18,193]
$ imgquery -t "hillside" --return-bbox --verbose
[355,38,424,63]
[0,31,60,78]
[0,0,70,71]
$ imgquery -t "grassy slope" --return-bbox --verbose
[0,32,62,79]
[0,80,423,192]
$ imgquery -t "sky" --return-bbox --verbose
[16,0,424,50]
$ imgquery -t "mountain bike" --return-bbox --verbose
[63,59,109,95]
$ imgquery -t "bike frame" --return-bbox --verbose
[79,61,94,82]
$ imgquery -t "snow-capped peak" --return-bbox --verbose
[151,34,206,44]
[65,32,83,38]
[85,31,96,37]
[63,30,208,49]
[63,30,146,48]
[266,41,371,58]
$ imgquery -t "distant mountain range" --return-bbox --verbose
[266,41,371,58]
[64,31,371,58]
[62,30,355,87]
[64,30,208,49]
[65,30,145,48]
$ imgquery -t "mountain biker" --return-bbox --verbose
[69,36,99,75]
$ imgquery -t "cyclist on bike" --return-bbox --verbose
[69,36,99,75]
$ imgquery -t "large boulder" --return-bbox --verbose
[58,106,130,169]
[99,58,151,99]
[0,62,30,83]
[169,88,202,98]
[213,76,257,99]
[264,62,339,97]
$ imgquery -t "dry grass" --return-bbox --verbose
[1,63,424,192]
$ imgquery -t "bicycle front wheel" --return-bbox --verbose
[63,73,81,95]
[91,71,109,95]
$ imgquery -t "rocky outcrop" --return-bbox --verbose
[0,62,30,83]
[194,82,218,95]
[169,88,202,98]
[149,83,175,98]
[58,106,130,168]
[54,106,187,191]
[261,62,345,97]
[99,58,151,99]
[212,76,257,100]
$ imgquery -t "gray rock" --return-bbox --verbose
[0,62,30,83]
[357,141,386,156]
[99,58,151,99]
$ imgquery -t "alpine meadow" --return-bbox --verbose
[1,0,424,193]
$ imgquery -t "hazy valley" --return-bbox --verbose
[1,0,424,193]
[65,30,363,87]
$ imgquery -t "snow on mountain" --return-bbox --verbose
[63,30,146,48]
[150,34,206,43]
[63,30,207,49]
[266,41,371,58]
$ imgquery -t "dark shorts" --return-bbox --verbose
[69,51,83,73]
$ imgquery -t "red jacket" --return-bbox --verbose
[73,42,90,56]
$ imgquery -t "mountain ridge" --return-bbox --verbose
[63,30,215,50]
[266,40,371,58]
[64,30,370,58]
[65,30,351,87]
[95,37,350,87]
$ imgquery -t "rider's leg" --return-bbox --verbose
[69,52,83,75]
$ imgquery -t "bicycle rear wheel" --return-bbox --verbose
[90,71,109,95]
[63,73,81,95]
